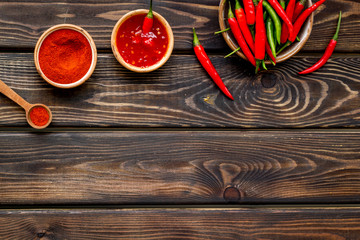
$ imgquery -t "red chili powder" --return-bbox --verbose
[29,106,50,127]
[116,14,169,68]
[39,29,92,84]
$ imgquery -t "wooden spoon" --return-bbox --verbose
[0,80,52,129]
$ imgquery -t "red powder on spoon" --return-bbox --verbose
[29,106,50,127]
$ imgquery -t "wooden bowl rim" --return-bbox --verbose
[34,24,97,89]
[111,9,174,73]
[218,0,314,64]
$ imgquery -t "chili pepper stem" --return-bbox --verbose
[193,28,200,47]
[280,0,286,9]
[263,11,268,21]
[215,28,230,35]
[147,0,153,18]
[333,11,342,41]
[255,60,261,74]
[276,41,291,55]
[262,60,268,70]
[225,47,241,58]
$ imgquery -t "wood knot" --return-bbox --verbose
[37,230,46,239]
[260,72,277,88]
[223,186,242,202]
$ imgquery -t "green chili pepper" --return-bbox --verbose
[262,0,282,45]
[266,17,277,58]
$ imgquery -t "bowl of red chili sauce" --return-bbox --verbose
[34,24,97,88]
[111,9,174,73]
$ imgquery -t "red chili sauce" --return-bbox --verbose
[116,14,169,68]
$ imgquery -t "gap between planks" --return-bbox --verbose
[1,204,360,210]
[1,127,360,132]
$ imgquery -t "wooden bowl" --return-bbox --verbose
[34,24,97,88]
[218,0,313,64]
[111,9,174,73]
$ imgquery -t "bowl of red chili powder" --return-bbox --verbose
[34,24,97,88]
[111,9,174,73]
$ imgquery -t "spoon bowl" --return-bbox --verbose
[26,104,52,129]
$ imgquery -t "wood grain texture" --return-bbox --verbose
[0,0,358,52]
[0,53,359,128]
[1,208,360,239]
[1,131,360,204]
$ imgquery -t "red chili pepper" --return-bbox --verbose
[193,28,234,100]
[228,4,256,66]
[235,0,255,53]
[243,0,256,25]
[299,11,341,74]
[280,0,296,44]
[254,0,266,73]
[266,0,294,39]
[289,0,326,42]
[142,0,153,33]
[293,0,307,22]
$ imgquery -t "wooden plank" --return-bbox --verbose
[0,208,360,239]
[303,0,360,53]
[0,53,360,128]
[1,130,360,204]
[0,0,358,52]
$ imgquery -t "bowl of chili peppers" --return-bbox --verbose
[219,0,315,67]
[34,24,97,89]
[111,1,174,73]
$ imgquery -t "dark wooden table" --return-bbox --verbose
[1,0,360,239]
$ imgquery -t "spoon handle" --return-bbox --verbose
[0,80,32,111]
